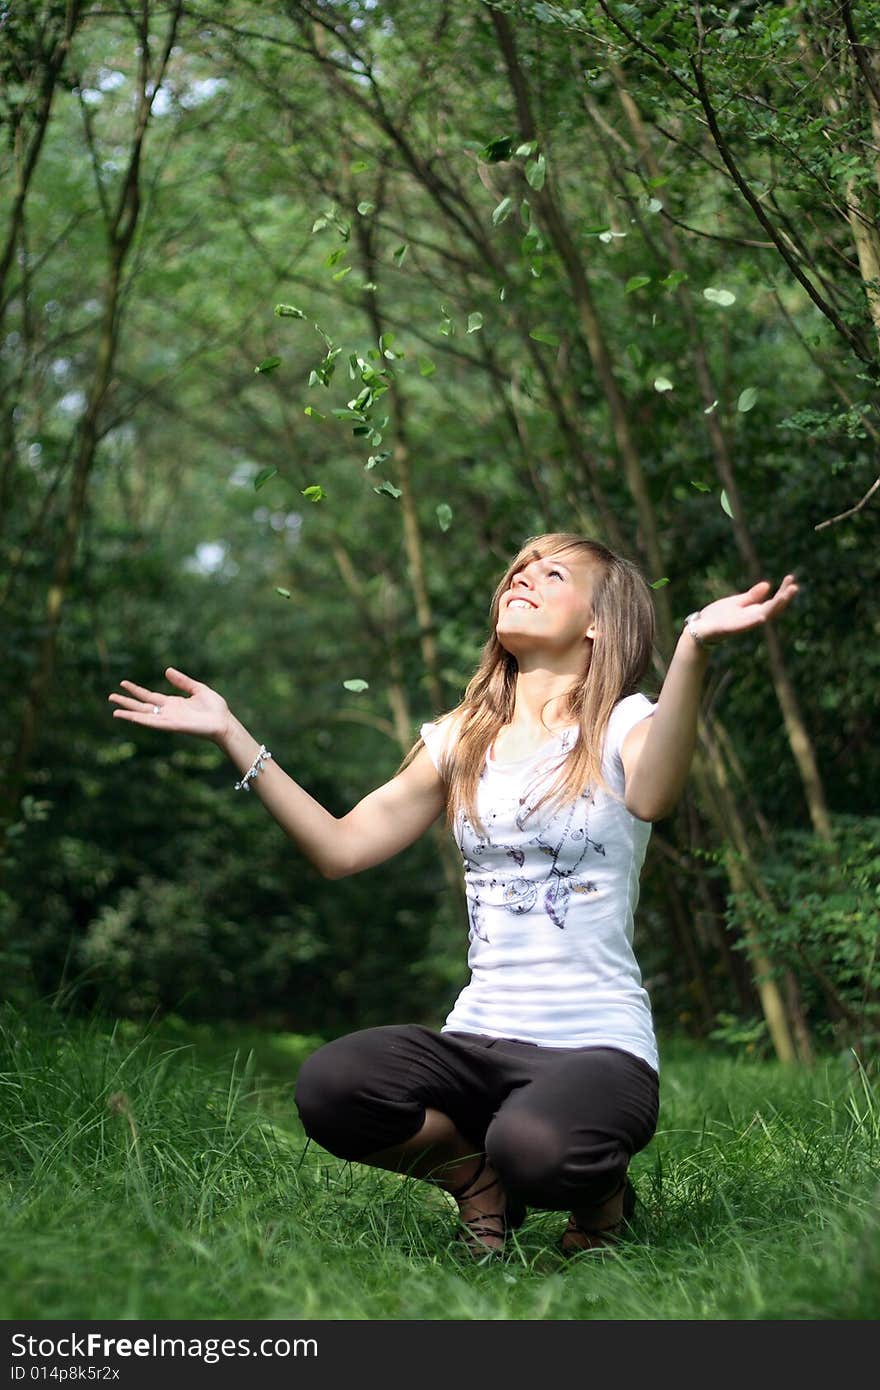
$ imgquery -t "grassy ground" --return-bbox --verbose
[0,1004,877,1320]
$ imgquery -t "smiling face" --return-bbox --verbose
[495,545,597,663]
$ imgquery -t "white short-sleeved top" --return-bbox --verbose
[420,693,659,1073]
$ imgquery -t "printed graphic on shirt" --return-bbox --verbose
[457,731,607,943]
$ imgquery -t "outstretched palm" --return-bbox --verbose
[697,574,799,644]
[109,667,229,742]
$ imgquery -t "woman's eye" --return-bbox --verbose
[549,569,563,580]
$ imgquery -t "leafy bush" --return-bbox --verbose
[725,816,880,1055]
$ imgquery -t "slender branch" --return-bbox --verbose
[814,473,880,530]
[690,56,872,364]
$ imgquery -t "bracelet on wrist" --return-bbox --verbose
[684,611,716,649]
[234,745,273,791]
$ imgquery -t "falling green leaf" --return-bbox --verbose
[357,200,375,216]
[392,243,408,267]
[625,275,652,293]
[492,197,515,226]
[529,327,559,346]
[661,270,688,290]
[467,312,483,334]
[332,266,352,282]
[254,467,278,491]
[703,287,737,306]
[704,400,719,414]
[351,160,370,174]
[525,153,546,190]
[343,678,369,693]
[301,484,326,502]
[516,140,538,157]
[436,502,453,532]
[365,451,390,471]
[646,197,663,213]
[482,135,515,162]
[650,577,670,589]
[720,489,734,518]
[324,247,347,268]
[374,480,402,499]
[254,356,281,374]
[303,406,325,420]
[690,480,711,492]
[274,304,306,319]
[737,387,758,412]
[275,587,291,599]
[653,376,674,392]
[419,356,436,377]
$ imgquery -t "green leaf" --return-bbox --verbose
[481,135,515,162]
[525,153,546,190]
[254,356,281,374]
[467,312,483,333]
[365,451,390,471]
[515,140,538,157]
[343,678,369,693]
[625,275,652,293]
[301,484,327,502]
[650,577,670,589]
[324,247,347,268]
[653,376,674,392]
[737,387,758,412]
[274,304,306,319]
[418,356,436,377]
[303,406,325,420]
[275,588,291,599]
[392,243,408,267]
[529,327,559,346]
[436,502,453,532]
[492,196,515,226]
[332,265,352,281]
[703,287,737,306]
[373,480,402,499]
[357,200,375,216]
[720,489,734,518]
[704,400,719,414]
[690,480,711,492]
[254,467,278,491]
[661,270,688,290]
[646,197,663,213]
[351,160,370,173]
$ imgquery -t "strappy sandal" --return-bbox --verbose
[561,1177,637,1256]
[445,1153,527,1256]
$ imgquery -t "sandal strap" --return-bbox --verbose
[443,1153,495,1203]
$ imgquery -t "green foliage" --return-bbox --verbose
[725,817,880,1051]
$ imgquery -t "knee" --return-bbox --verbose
[486,1112,569,1199]
[294,1039,362,1153]
[486,1112,628,1209]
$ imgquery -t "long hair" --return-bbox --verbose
[401,533,656,834]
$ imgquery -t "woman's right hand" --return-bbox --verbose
[108,667,230,744]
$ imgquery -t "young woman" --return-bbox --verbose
[109,533,797,1256]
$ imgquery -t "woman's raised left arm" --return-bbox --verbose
[621,574,799,822]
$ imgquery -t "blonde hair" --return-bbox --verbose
[402,533,656,834]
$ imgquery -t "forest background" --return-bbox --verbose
[1,0,878,1069]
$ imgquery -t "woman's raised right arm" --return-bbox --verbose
[109,666,446,880]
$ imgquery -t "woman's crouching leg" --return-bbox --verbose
[294,1025,433,1162]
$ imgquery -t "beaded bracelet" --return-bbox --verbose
[234,745,273,792]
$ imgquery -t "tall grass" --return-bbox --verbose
[1,1004,877,1319]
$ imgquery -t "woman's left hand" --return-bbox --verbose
[691,574,799,646]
